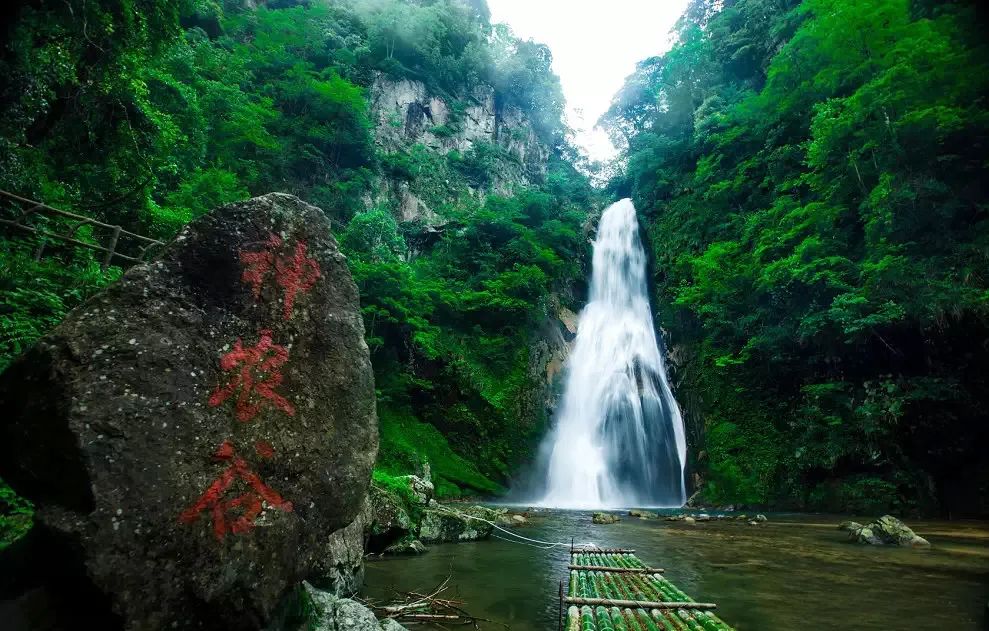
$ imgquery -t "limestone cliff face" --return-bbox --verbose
[369,73,550,223]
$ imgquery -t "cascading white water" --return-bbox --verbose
[534,199,686,509]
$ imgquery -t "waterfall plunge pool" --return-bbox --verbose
[362,509,989,630]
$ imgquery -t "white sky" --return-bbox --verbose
[487,0,689,162]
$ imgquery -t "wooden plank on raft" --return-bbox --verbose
[563,596,717,610]
[567,564,664,573]
[571,547,635,554]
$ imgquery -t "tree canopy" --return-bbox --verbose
[605,0,989,514]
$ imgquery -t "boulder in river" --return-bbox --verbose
[629,509,658,519]
[0,193,377,628]
[838,521,863,532]
[592,512,621,524]
[683,516,696,525]
[848,515,930,547]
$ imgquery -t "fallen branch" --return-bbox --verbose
[366,575,502,629]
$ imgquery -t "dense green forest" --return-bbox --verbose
[604,0,989,514]
[0,0,597,547]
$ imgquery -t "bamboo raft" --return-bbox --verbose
[561,549,735,630]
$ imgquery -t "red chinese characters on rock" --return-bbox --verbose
[207,329,295,422]
[179,441,293,540]
[182,232,319,539]
[239,234,321,320]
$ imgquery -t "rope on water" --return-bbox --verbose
[429,504,597,550]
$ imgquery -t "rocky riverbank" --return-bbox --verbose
[368,473,528,555]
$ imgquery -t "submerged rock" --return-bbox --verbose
[303,582,408,631]
[511,514,528,524]
[629,509,658,519]
[0,193,377,628]
[849,515,930,547]
[592,512,621,524]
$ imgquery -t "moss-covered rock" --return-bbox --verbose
[302,582,408,631]
[592,512,620,524]
[848,515,930,547]
[418,505,498,543]
[382,536,427,555]
[628,509,658,519]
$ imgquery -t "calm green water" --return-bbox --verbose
[363,509,989,630]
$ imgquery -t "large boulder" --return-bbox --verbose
[592,512,621,524]
[0,193,377,628]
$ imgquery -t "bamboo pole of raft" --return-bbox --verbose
[572,548,635,554]
[568,565,664,574]
[563,597,717,610]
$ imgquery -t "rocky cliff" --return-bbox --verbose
[369,73,550,224]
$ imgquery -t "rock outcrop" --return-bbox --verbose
[302,582,408,631]
[0,193,377,628]
[418,505,498,543]
[846,515,930,547]
[366,476,503,551]
[369,73,550,221]
[592,512,621,524]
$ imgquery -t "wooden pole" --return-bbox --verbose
[568,565,664,574]
[572,548,635,554]
[558,580,563,631]
[103,225,121,269]
[563,597,716,610]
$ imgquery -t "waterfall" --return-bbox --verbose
[535,199,686,509]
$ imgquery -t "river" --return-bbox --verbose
[363,509,989,630]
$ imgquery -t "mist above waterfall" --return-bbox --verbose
[532,198,686,509]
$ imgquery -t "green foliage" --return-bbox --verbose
[0,477,33,551]
[375,412,502,498]
[608,0,989,514]
[342,180,592,492]
[1,239,121,372]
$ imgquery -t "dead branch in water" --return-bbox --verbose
[361,576,505,629]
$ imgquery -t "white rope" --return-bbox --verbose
[491,533,558,549]
[429,505,597,549]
